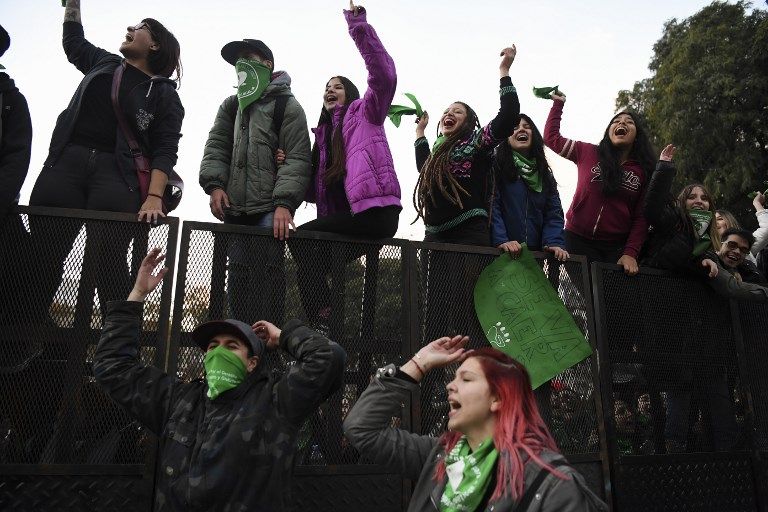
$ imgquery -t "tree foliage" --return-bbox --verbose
[617,1,768,228]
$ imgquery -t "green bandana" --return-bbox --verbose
[387,93,424,127]
[204,345,247,399]
[688,209,713,257]
[440,437,499,512]
[513,151,542,193]
[235,58,271,112]
[532,85,561,99]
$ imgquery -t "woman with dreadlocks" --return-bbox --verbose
[544,93,656,275]
[413,47,520,245]
[292,2,401,328]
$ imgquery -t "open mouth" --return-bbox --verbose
[614,126,628,136]
[325,94,337,103]
[124,33,134,43]
[448,399,461,416]
[515,132,530,142]
[443,118,456,128]
[725,253,741,263]
[691,204,704,210]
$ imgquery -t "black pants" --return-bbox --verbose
[423,215,490,246]
[224,211,286,325]
[28,144,142,318]
[564,229,624,266]
[293,206,400,320]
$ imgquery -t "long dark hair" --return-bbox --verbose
[597,111,655,195]
[311,76,361,186]
[493,114,557,191]
[143,18,182,84]
[413,101,481,222]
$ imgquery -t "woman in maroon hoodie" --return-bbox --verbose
[544,93,656,274]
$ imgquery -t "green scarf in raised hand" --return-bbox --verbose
[440,437,499,512]
[388,93,424,127]
[204,345,247,399]
[532,85,560,99]
[235,58,271,112]
[513,151,543,193]
[688,209,714,257]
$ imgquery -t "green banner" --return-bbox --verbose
[473,247,592,389]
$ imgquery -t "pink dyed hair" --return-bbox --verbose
[434,348,568,501]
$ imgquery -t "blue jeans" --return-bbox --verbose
[225,211,285,324]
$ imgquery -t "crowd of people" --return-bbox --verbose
[1,0,767,510]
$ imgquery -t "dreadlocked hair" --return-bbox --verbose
[412,102,480,223]
[311,76,361,186]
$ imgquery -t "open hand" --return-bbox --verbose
[128,247,168,301]
[659,144,676,162]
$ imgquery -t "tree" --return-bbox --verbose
[617,1,768,228]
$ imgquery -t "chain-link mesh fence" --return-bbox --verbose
[169,223,409,466]
[412,243,601,456]
[0,207,176,468]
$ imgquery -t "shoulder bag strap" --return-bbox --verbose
[110,62,142,156]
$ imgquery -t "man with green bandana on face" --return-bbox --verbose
[93,248,346,511]
[199,38,312,326]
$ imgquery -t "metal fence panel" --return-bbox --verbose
[168,222,410,467]
[0,207,177,510]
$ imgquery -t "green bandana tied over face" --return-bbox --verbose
[440,437,499,512]
[688,209,713,257]
[204,345,247,399]
[235,58,271,112]
[513,151,542,193]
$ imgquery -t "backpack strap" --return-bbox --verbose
[229,94,289,149]
[514,460,571,511]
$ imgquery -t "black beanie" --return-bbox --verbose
[0,25,9,58]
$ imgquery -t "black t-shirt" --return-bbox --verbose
[70,64,149,152]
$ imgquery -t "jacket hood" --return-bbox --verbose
[264,70,293,96]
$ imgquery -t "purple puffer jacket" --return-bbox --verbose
[306,8,401,217]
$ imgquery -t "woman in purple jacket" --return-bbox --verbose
[293,2,401,327]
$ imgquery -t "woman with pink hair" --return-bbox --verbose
[343,336,606,511]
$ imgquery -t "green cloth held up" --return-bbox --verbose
[748,189,768,199]
[532,85,561,99]
[513,151,542,193]
[439,437,499,512]
[688,209,713,257]
[387,93,423,127]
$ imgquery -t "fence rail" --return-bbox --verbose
[0,206,766,511]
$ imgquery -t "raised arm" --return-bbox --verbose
[345,3,397,125]
[543,95,585,164]
[470,47,520,153]
[267,320,347,426]
[62,1,116,74]
[751,192,768,257]
[93,249,179,435]
[345,335,468,478]
[644,145,678,229]
[414,111,430,172]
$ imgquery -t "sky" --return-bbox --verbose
[3,0,724,241]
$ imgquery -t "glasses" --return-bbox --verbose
[724,240,750,255]
[128,22,156,38]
